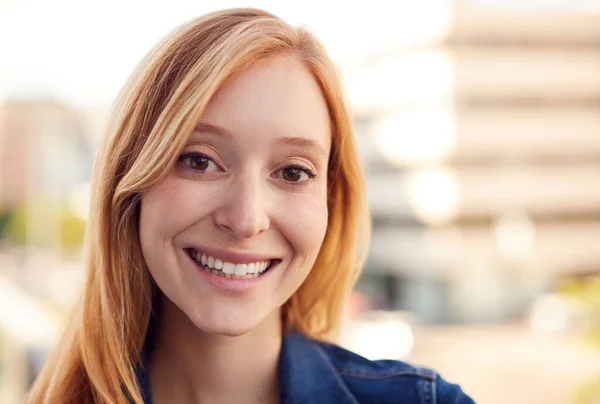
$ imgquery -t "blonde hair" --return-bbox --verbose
[28,8,370,404]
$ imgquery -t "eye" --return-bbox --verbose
[274,165,316,183]
[178,153,220,172]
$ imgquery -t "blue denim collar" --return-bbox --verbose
[136,330,357,404]
[279,330,358,404]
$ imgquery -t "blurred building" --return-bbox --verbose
[0,99,88,205]
[0,98,94,248]
[0,99,94,401]
[347,0,600,324]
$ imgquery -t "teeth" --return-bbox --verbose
[222,262,235,275]
[234,263,247,276]
[189,249,273,279]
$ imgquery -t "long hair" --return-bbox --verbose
[28,8,370,404]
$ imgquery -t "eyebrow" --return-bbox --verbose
[278,136,328,158]
[193,121,328,158]
[194,122,233,138]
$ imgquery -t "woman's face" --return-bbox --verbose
[139,55,331,336]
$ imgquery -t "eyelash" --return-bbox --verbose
[177,153,317,186]
[178,152,221,173]
[277,164,317,187]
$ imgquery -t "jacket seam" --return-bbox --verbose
[432,374,437,404]
[311,343,360,404]
[338,367,437,381]
[421,371,434,404]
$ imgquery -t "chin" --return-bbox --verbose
[202,325,254,337]
[186,307,267,337]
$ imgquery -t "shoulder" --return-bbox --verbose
[312,338,476,404]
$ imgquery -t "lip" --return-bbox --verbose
[184,249,280,295]
[184,244,277,265]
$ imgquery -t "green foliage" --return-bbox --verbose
[0,210,13,239]
[561,277,600,348]
[3,205,27,245]
[560,276,600,404]
[0,201,86,253]
[60,206,87,253]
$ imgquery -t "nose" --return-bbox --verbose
[213,175,270,240]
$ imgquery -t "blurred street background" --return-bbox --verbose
[1,1,600,403]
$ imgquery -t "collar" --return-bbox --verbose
[279,330,358,404]
[136,330,358,404]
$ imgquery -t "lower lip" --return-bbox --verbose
[185,252,277,294]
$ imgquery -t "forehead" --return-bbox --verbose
[198,55,332,152]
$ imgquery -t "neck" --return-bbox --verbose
[148,294,282,404]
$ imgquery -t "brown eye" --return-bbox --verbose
[273,165,316,184]
[282,167,304,182]
[188,156,209,170]
[178,153,219,172]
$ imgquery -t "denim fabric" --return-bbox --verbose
[136,330,476,404]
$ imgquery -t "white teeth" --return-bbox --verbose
[222,262,235,275]
[234,264,247,276]
[190,250,273,278]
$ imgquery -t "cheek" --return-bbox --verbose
[139,177,211,286]
[277,192,328,259]
[140,177,211,242]
[140,184,177,243]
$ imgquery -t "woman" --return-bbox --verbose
[28,8,475,404]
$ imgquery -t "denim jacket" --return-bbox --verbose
[136,330,476,404]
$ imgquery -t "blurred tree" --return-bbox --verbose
[3,205,27,245]
[0,210,12,239]
[2,201,86,253]
[560,275,600,404]
[60,207,87,254]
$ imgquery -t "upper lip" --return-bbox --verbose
[185,244,278,264]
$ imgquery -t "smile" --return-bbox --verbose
[186,248,275,279]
